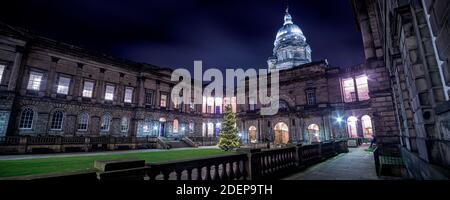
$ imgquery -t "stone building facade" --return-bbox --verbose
[351,0,450,179]
[0,8,395,151]
[0,23,229,140]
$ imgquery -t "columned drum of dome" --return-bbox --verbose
[268,7,312,71]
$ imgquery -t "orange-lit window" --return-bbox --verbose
[356,75,370,101]
[173,119,179,133]
[342,78,356,102]
[361,115,373,139]
[347,116,358,138]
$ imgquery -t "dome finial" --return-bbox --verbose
[284,6,293,25]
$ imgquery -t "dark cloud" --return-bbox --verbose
[0,0,364,72]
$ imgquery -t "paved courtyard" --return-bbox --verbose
[285,145,380,180]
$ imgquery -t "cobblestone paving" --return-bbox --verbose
[284,145,380,180]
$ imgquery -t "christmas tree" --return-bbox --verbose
[218,105,240,151]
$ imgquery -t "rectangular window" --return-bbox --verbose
[190,100,195,111]
[189,122,194,133]
[0,64,5,83]
[145,90,154,105]
[57,76,71,95]
[249,97,256,111]
[105,85,115,101]
[342,78,356,103]
[82,81,94,98]
[124,87,133,103]
[160,94,167,108]
[173,97,180,109]
[306,89,316,105]
[27,71,43,91]
[356,75,370,101]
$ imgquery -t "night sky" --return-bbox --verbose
[0,0,364,72]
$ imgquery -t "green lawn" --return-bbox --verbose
[0,149,233,178]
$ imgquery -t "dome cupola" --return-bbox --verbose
[268,7,312,71]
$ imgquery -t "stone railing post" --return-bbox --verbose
[295,144,303,167]
[318,142,323,160]
[19,137,28,146]
[237,148,261,180]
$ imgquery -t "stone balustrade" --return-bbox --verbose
[0,136,159,154]
[96,140,348,181]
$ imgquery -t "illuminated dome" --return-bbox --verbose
[268,7,312,71]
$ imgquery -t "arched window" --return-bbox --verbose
[279,100,289,111]
[77,113,89,131]
[307,124,320,143]
[347,116,358,138]
[173,119,179,133]
[361,115,373,139]
[248,126,257,143]
[274,122,289,144]
[19,108,34,129]
[120,117,129,133]
[100,114,111,132]
[207,123,214,136]
[50,111,64,130]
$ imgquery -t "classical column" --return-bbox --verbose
[45,57,59,97]
[74,63,84,101]
[96,70,105,103]
[7,46,24,91]
[137,76,145,107]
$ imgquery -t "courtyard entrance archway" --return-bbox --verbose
[308,124,320,143]
[274,122,289,144]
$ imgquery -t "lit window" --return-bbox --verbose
[342,78,356,102]
[189,122,194,133]
[77,113,89,131]
[356,75,370,101]
[249,97,256,111]
[50,111,64,130]
[0,64,5,83]
[19,108,34,129]
[306,89,316,105]
[190,101,195,111]
[361,115,373,139]
[120,117,129,133]
[207,97,214,114]
[145,90,154,105]
[82,81,94,98]
[207,123,214,136]
[307,124,320,143]
[160,94,167,108]
[124,87,133,103]
[202,123,206,136]
[27,71,43,91]
[173,119,179,133]
[173,97,180,109]
[347,116,358,138]
[105,85,115,101]
[215,98,222,114]
[57,76,71,95]
[100,114,111,132]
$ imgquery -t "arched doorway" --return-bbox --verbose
[248,126,257,143]
[159,117,166,137]
[274,122,289,144]
[172,119,179,134]
[347,116,358,138]
[307,124,320,143]
[361,115,373,139]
